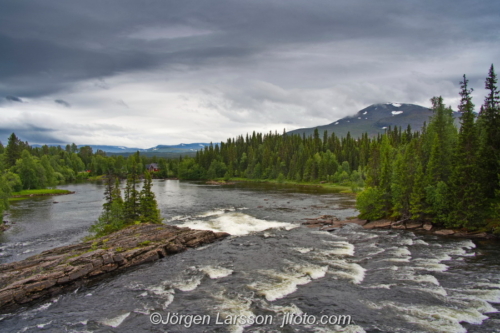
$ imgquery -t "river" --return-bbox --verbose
[0,180,499,333]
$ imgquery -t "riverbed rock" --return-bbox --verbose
[423,223,433,231]
[363,220,392,229]
[435,229,455,236]
[0,224,229,312]
[405,221,423,229]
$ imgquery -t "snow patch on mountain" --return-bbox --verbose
[391,111,403,115]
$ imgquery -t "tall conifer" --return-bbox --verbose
[448,75,485,228]
[478,64,500,198]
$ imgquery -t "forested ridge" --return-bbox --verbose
[1,66,499,232]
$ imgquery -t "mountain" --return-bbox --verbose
[288,103,460,138]
[32,143,210,157]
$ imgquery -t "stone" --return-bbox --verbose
[363,220,392,229]
[405,221,423,229]
[435,229,455,236]
[423,223,433,231]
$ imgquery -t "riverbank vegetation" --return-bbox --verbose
[11,189,73,197]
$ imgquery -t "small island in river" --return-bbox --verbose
[0,224,229,313]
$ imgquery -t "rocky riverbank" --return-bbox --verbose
[302,216,497,239]
[0,224,229,312]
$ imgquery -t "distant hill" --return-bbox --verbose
[288,103,460,138]
[31,143,210,157]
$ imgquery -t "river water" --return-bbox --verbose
[0,180,499,333]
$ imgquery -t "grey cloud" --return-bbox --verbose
[0,125,64,145]
[0,0,498,145]
[55,99,70,107]
[5,95,23,102]
[1,0,498,98]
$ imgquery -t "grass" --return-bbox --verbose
[218,177,356,193]
[86,175,106,181]
[8,197,28,202]
[11,189,73,197]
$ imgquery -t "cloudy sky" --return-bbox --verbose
[1,0,499,147]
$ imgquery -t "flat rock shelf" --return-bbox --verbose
[0,224,229,312]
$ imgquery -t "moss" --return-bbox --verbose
[138,240,151,247]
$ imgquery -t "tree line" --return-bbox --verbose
[1,65,498,232]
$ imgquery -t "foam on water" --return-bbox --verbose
[249,270,312,301]
[100,312,130,328]
[386,246,411,257]
[322,241,355,256]
[308,325,367,333]
[361,284,395,289]
[196,208,235,218]
[414,239,429,246]
[459,239,476,249]
[412,258,448,272]
[324,259,366,284]
[172,275,203,291]
[293,247,313,254]
[37,321,52,328]
[289,262,329,279]
[364,300,487,333]
[200,265,233,279]
[211,292,255,333]
[180,212,297,236]
[146,285,175,309]
[398,238,414,246]
[449,288,500,303]
[133,302,155,315]
[410,285,448,297]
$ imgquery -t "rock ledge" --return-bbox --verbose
[0,224,229,312]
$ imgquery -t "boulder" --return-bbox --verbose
[435,229,455,236]
[423,223,433,231]
[363,220,392,229]
[405,221,423,229]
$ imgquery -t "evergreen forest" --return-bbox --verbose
[0,65,499,233]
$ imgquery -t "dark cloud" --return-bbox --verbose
[54,99,70,107]
[1,0,498,98]
[0,125,64,145]
[5,95,23,102]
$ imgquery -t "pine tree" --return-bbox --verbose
[139,171,162,223]
[448,75,486,228]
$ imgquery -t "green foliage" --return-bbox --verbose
[0,173,12,218]
[356,187,387,220]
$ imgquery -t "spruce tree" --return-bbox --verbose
[5,133,22,168]
[478,64,500,198]
[124,172,140,222]
[139,171,162,223]
[409,160,426,220]
[448,75,486,228]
